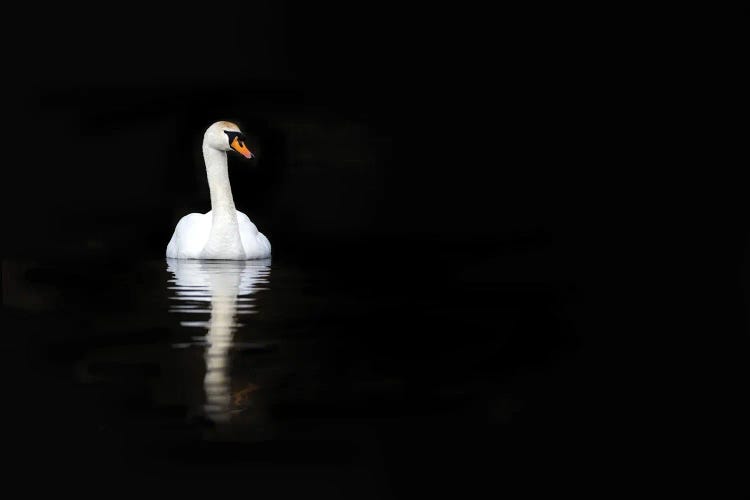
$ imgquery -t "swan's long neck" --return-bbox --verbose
[204,145,237,215]
[202,143,245,258]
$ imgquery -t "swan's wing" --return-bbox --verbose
[236,211,258,235]
[236,211,272,259]
[167,212,211,259]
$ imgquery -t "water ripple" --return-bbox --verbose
[166,258,271,423]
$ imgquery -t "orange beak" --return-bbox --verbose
[230,136,253,158]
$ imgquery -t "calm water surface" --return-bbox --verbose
[4,253,582,496]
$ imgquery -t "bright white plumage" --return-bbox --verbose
[166,121,271,260]
[166,210,271,260]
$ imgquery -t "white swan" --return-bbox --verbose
[166,121,272,260]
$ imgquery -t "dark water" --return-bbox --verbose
[4,249,595,496]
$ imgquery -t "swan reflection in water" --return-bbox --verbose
[166,258,271,423]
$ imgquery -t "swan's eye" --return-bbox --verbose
[224,131,247,145]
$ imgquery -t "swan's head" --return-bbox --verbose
[204,121,254,158]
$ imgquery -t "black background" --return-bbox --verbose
[3,3,609,261]
[4,3,742,496]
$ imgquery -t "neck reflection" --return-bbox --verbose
[166,258,270,423]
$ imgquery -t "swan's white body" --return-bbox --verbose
[166,121,271,260]
[166,210,271,260]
